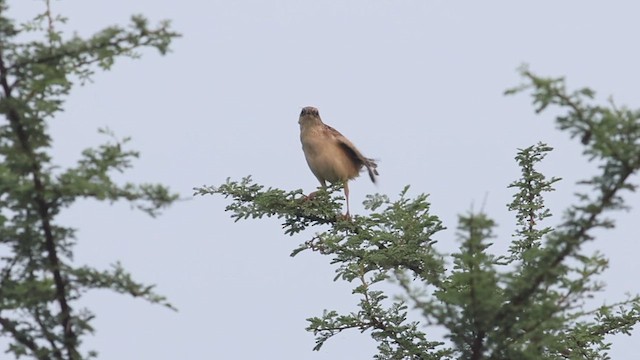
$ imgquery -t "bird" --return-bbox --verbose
[298,106,379,217]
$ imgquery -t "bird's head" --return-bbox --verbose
[300,106,319,117]
[299,106,322,127]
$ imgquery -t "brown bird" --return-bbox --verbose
[298,106,379,217]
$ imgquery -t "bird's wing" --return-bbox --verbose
[324,124,379,183]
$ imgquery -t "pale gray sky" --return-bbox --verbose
[8,1,640,359]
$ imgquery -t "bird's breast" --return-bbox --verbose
[300,133,360,183]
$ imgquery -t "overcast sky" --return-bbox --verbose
[7,1,640,359]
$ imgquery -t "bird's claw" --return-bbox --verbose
[303,191,319,201]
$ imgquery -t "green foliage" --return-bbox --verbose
[506,143,561,257]
[0,1,179,359]
[200,66,640,359]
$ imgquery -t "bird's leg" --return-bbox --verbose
[306,181,326,200]
[343,181,351,218]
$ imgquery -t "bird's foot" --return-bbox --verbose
[303,191,319,201]
[339,212,352,221]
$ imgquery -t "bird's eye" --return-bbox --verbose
[301,107,318,116]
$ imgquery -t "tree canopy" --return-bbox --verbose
[0,1,179,358]
[198,67,640,359]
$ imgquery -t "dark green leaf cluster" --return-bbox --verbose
[196,180,450,358]
[0,2,179,359]
[206,68,640,359]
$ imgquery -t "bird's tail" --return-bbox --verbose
[364,158,379,184]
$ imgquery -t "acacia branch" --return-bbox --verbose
[0,52,78,359]
[357,269,429,360]
[34,307,63,360]
[0,315,48,360]
[493,153,634,345]
[467,222,486,360]
[9,27,175,74]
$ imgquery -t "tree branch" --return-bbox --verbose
[0,52,78,359]
[0,315,48,360]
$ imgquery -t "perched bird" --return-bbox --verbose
[298,106,379,217]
